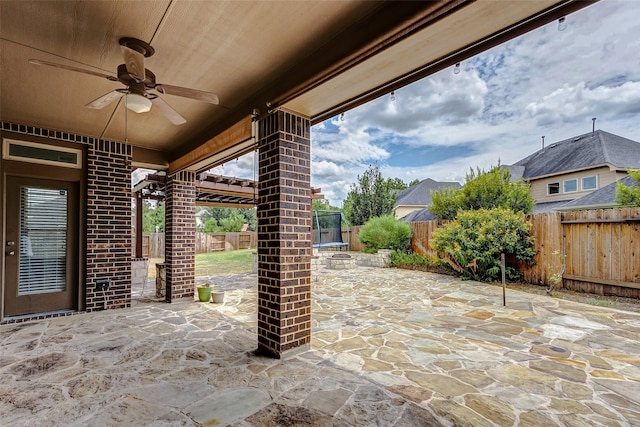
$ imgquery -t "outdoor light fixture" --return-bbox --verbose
[558,17,567,31]
[340,113,345,121]
[453,63,461,74]
[125,93,152,113]
[390,91,396,102]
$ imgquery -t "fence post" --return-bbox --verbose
[501,253,506,306]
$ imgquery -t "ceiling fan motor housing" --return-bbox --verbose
[117,64,156,88]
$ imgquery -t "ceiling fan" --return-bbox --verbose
[29,37,219,125]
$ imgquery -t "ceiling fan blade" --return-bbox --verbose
[86,91,123,109]
[29,59,118,81]
[151,96,186,125]
[120,45,146,82]
[155,84,219,104]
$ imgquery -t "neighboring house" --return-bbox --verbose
[394,178,461,219]
[556,174,639,211]
[511,130,640,212]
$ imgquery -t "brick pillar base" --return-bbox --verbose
[165,170,196,302]
[86,140,132,311]
[257,110,312,358]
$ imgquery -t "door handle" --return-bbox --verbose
[6,251,15,256]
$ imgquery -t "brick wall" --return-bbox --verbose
[86,140,133,311]
[165,170,196,301]
[257,110,312,358]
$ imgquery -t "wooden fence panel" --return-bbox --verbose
[562,208,640,298]
[410,220,448,257]
[144,232,256,258]
[344,226,363,252]
[520,212,563,286]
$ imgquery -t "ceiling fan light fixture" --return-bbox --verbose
[126,93,152,113]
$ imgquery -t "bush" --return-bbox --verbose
[431,208,537,281]
[389,251,432,270]
[430,165,535,220]
[358,215,412,253]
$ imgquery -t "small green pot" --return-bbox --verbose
[197,286,213,302]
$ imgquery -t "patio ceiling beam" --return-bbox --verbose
[306,0,598,125]
[196,182,257,196]
[196,201,256,208]
[169,115,254,174]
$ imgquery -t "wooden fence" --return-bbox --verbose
[343,208,640,297]
[143,232,256,258]
[562,208,639,298]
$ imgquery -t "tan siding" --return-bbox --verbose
[394,205,424,219]
[529,167,617,203]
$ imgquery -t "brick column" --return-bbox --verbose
[165,170,196,302]
[257,110,312,358]
[86,140,132,311]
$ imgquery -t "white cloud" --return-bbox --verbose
[526,81,640,126]
[312,160,346,178]
[308,0,640,206]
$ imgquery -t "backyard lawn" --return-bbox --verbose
[147,248,253,280]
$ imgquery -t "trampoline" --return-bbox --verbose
[312,210,350,251]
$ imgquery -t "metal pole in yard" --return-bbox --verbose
[501,253,506,306]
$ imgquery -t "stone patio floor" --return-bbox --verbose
[1,264,640,426]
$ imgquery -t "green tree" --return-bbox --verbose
[312,199,339,212]
[432,208,537,281]
[343,164,401,225]
[219,211,246,232]
[197,206,257,231]
[616,169,640,207]
[142,200,165,232]
[202,218,222,232]
[430,164,535,220]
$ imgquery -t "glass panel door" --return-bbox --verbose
[4,176,78,317]
[19,186,68,295]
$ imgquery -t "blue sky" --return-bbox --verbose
[206,0,640,206]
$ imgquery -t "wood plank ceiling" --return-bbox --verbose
[0,1,596,172]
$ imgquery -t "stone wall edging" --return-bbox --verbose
[312,250,392,269]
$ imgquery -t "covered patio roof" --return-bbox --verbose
[0,0,596,172]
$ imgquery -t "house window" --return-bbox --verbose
[564,179,578,193]
[582,175,597,190]
[548,182,560,195]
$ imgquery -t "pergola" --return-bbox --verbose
[132,172,323,258]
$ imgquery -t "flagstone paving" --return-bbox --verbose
[1,264,640,426]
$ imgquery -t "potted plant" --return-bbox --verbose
[196,283,213,302]
[211,289,225,304]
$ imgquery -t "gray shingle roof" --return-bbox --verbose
[395,178,461,207]
[401,208,437,222]
[513,130,640,179]
[533,200,574,213]
[556,174,638,210]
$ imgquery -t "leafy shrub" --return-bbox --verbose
[430,165,535,220]
[431,208,537,281]
[389,251,432,270]
[358,215,412,253]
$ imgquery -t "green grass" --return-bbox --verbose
[195,249,254,276]
[147,249,253,280]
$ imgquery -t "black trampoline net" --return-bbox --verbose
[312,210,346,246]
